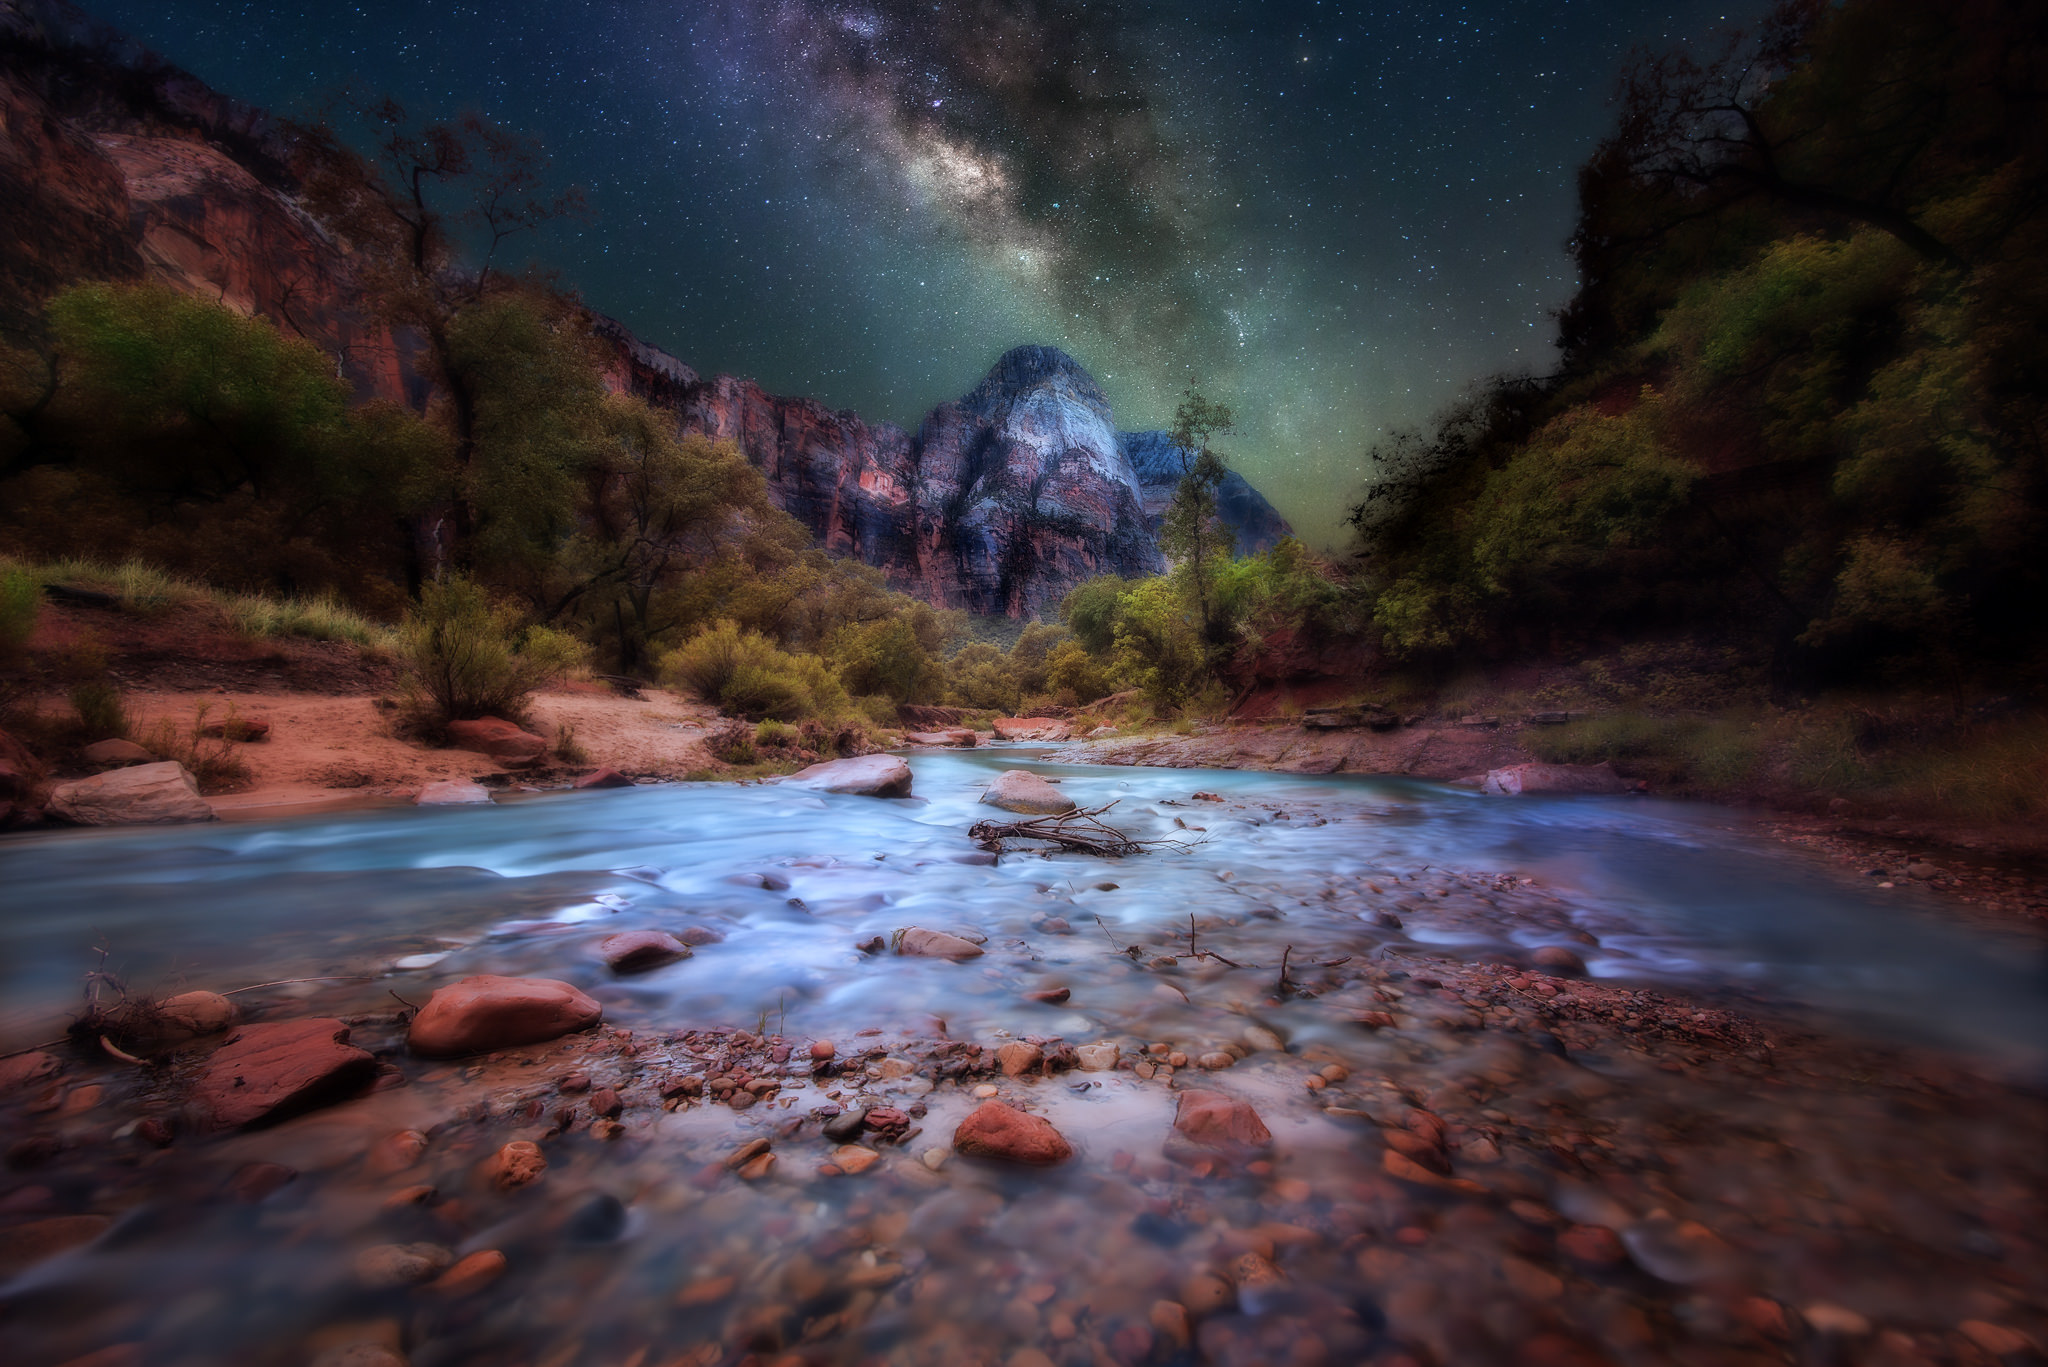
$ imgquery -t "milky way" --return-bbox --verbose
[91,0,1762,547]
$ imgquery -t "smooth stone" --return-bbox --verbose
[1531,945,1587,975]
[1197,1052,1235,1070]
[354,1243,453,1289]
[157,990,238,1036]
[832,1145,881,1174]
[1075,1042,1120,1071]
[444,717,548,768]
[415,779,491,806]
[980,769,1077,815]
[1170,1089,1273,1156]
[953,1100,1074,1164]
[49,762,214,825]
[80,737,155,768]
[408,975,602,1056]
[788,754,912,797]
[428,1249,508,1296]
[195,1019,378,1129]
[598,930,692,973]
[895,927,984,959]
[481,1141,547,1190]
[996,1041,1043,1076]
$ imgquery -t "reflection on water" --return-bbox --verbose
[0,753,2043,1367]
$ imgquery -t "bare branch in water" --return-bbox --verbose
[969,801,1204,858]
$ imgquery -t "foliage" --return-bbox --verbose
[398,575,584,725]
[0,567,38,663]
[66,679,128,742]
[827,613,946,705]
[1349,0,2048,685]
[141,704,254,794]
[2,285,447,605]
[660,620,851,722]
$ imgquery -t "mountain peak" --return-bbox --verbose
[960,345,1110,418]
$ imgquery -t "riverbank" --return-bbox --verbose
[1,760,2043,1367]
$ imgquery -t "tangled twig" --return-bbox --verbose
[969,801,1203,858]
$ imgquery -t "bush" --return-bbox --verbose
[141,704,253,793]
[0,566,37,662]
[662,621,850,721]
[399,576,584,725]
[705,719,757,765]
[67,680,128,741]
[755,718,799,748]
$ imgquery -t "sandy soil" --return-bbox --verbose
[108,683,722,818]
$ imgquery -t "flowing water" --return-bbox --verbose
[1,752,2044,1366]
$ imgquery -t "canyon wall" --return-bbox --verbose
[1,0,1290,616]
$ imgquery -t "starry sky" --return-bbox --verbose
[95,0,1761,548]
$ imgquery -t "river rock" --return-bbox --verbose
[832,1144,882,1174]
[415,779,490,806]
[49,761,213,825]
[997,1041,1044,1076]
[445,717,549,768]
[0,1050,60,1093]
[158,989,238,1036]
[1169,1089,1273,1157]
[1480,762,1630,796]
[196,1019,378,1129]
[1531,945,1587,975]
[574,768,632,789]
[355,1242,454,1289]
[408,975,603,1056]
[788,753,912,797]
[80,737,155,769]
[953,1100,1073,1164]
[598,930,692,973]
[895,927,985,959]
[482,1140,547,1190]
[980,769,1077,815]
[903,729,977,747]
[429,1249,509,1296]
[1075,1043,1120,1071]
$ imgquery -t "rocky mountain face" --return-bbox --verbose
[0,0,1290,616]
[1118,430,1294,557]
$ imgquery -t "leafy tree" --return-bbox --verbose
[1159,390,1237,643]
[291,99,587,574]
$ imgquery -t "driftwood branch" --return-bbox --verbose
[969,801,1202,859]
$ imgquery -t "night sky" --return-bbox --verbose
[94,0,1759,548]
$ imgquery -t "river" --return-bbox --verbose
[1,752,2043,1366]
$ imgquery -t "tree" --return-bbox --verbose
[1159,389,1237,643]
[290,98,588,576]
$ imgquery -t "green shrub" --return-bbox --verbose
[705,719,757,765]
[0,566,37,661]
[755,718,799,748]
[398,576,584,725]
[67,679,129,741]
[662,620,850,721]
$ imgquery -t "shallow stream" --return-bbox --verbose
[1,752,2043,1366]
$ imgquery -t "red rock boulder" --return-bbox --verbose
[1168,1088,1273,1159]
[574,768,633,789]
[197,1019,378,1129]
[408,975,603,1057]
[953,1100,1073,1164]
[445,718,549,768]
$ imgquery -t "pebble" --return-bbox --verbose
[428,1249,507,1296]
[953,1100,1074,1164]
[737,1152,777,1181]
[1076,1043,1120,1071]
[1181,1272,1234,1316]
[973,1084,999,1099]
[481,1141,546,1191]
[831,1145,881,1175]
[1558,1224,1626,1267]
[354,1243,453,1289]
[1198,1052,1235,1070]
[725,1138,772,1170]
[1150,1299,1192,1350]
[1802,1303,1872,1337]
[919,1147,950,1171]
[1024,987,1072,1004]
[997,1041,1044,1076]
[809,1040,835,1061]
